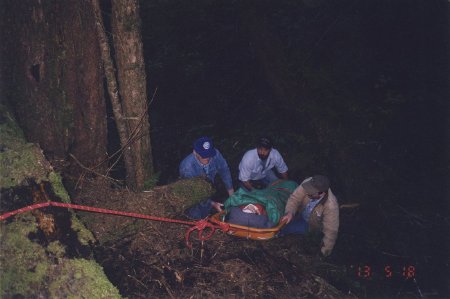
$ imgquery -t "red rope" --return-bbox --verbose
[184,218,230,248]
[0,201,229,248]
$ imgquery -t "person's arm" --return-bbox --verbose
[320,193,340,257]
[215,151,234,194]
[238,152,254,191]
[273,149,288,179]
[281,185,304,223]
[280,211,294,224]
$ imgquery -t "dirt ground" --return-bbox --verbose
[72,177,355,298]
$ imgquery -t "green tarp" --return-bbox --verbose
[224,180,298,224]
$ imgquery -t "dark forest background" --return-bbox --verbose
[138,0,449,209]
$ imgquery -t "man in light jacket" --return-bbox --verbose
[238,137,288,191]
[281,175,339,257]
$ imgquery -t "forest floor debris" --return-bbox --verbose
[74,177,355,298]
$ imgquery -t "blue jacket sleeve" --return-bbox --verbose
[215,151,233,191]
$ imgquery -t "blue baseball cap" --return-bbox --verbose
[193,136,216,158]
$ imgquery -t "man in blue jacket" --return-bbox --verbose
[180,136,234,218]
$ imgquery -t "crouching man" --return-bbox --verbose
[280,175,339,257]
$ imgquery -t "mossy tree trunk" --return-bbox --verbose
[111,0,154,190]
[0,0,108,180]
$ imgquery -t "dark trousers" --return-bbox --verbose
[279,213,309,236]
[185,198,213,219]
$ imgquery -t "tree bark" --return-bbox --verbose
[0,0,108,181]
[91,0,154,190]
[91,0,138,189]
[111,0,154,190]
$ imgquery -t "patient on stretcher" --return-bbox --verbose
[223,180,298,229]
[225,204,275,228]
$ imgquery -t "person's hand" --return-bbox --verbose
[211,201,224,212]
[281,212,293,224]
[242,181,254,192]
[320,246,332,258]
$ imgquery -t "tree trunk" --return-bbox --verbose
[91,0,137,189]
[91,0,154,190]
[0,0,108,181]
[111,0,154,190]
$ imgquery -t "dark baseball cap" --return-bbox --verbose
[193,136,217,158]
[301,175,330,194]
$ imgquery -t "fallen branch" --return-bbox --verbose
[396,205,426,223]
[339,203,360,209]
[69,153,121,185]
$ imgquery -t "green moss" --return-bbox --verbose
[0,144,53,189]
[0,103,120,298]
[0,103,53,189]
[0,214,121,298]
[169,177,215,206]
[48,259,121,298]
[0,108,116,296]
[71,214,96,246]
[48,171,70,203]
[47,241,66,259]
[0,214,50,297]
[143,171,160,190]
[49,172,97,246]
[0,102,26,150]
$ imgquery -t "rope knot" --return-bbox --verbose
[184,218,229,248]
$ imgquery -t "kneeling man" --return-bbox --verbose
[281,175,339,257]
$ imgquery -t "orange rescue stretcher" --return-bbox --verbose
[209,211,287,240]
